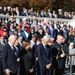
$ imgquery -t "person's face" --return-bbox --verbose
[0,37,4,42]
[70,44,74,49]
[39,29,43,34]
[4,7,7,11]
[70,27,73,31]
[19,37,23,42]
[44,38,50,45]
[57,25,60,29]
[58,36,64,44]
[15,40,18,46]
[31,29,34,34]
[10,37,17,46]
[63,26,66,30]
[43,25,47,30]
[10,24,14,28]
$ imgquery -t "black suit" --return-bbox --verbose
[38,43,52,75]
[21,49,34,75]
[54,29,63,41]
[0,42,5,75]
[2,44,19,75]
[52,42,66,75]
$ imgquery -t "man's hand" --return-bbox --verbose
[29,69,34,73]
[17,58,20,62]
[46,64,52,69]
[5,69,11,75]
[60,53,65,58]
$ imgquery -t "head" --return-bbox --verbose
[31,35,36,42]
[0,36,4,42]
[43,24,47,30]
[22,18,27,24]
[18,36,23,42]
[56,24,60,29]
[24,26,28,32]
[8,35,17,46]
[30,27,35,34]
[38,27,43,34]
[36,38,41,45]
[14,40,18,46]
[42,35,50,45]
[22,40,30,50]
[56,35,64,44]
[63,25,67,30]
[69,42,74,49]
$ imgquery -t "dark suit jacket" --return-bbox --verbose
[38,43,52,69]
[52,42,66,69]
[2,44,19,73]
[22,49,34,73]
[54,29,63,41]
[20,30,29,40]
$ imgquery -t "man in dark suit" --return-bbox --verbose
[52,35,66,75]
[0,36,6,75]
[2,35,20,75]
[38,35,52,75]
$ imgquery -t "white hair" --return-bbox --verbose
[43,35,50,40]
[8,35,17,41]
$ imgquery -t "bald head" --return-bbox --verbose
[56,35,64,44]
[8,35,17,46]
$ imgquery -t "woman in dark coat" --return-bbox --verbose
[20,40,34,75]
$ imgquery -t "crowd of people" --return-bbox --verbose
[0,6,75,19]
[0,6,75,75]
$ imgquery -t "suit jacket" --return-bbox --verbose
[22,49,34,72]
[52,42,66,69]
[54,29,63,41]
[20,30,29,40]
[38,43,52,69]
[2,44,19,73]
[0,42,5,56]
[46,12,53,18]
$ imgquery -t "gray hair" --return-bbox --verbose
[8,35,17,41]
[43,35,50,40]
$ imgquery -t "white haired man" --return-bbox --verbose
[2,35,20,75]
[37,35,52,75]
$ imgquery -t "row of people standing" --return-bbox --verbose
[20,34,69,75]
[0,7,74,19]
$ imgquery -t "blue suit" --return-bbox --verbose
[20,30,29,40]
[38,43,52,75]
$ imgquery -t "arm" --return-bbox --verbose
[2,45,8,71]
[38,45,45,68]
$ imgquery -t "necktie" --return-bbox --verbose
[44,46,48,55]
[12,46,17,56]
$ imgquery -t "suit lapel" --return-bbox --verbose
[8,44,17,57]
[41,43,48,56]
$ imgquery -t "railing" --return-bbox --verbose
[0,15,73,25]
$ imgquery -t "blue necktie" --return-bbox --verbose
[44,46,48,55]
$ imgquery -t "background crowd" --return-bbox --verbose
[0,6,75,75]
[0,6,75,19]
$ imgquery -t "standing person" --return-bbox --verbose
[0,36,6,75]
[69,42,75,73]
[20,40,34,75]
[38,35,52,75]
[52,35,66,75]
[2,35,20,75]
